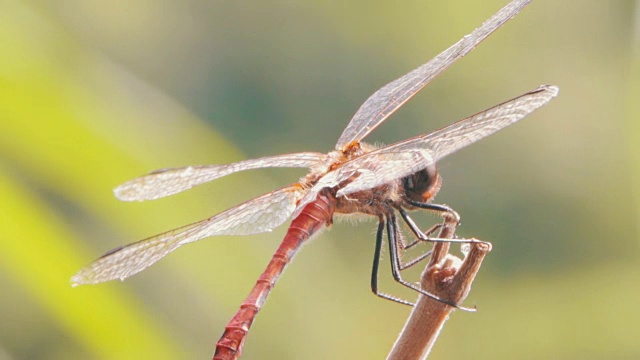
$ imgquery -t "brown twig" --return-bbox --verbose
[387,213,491,360]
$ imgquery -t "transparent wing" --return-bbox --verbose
[335,0,532,151]
[114,152,324,201]
[294,149,433,215]
[386,85,559,162]
[335,150,434,198]
[332,85,558,197]
[72,184,306,285]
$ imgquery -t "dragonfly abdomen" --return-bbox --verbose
[213,191,335,360]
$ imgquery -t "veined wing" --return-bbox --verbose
[293,149,432,216]
[115,152,324,201]
[72,184,306,285]
[334,0,532,152]
[387,85,559,162]
[332,85,558,198]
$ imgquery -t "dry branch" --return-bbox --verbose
[387,213,491,360]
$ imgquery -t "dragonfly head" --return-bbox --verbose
[403,163,442,204]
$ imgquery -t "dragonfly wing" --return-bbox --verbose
[115,152,324,201]
[331,85,558,197]
[72,184,306,285]
[335,150,435,197]
[390,85,559,162]
[335,0,532,151]
[294,148,434,213]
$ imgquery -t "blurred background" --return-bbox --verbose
[1,0,638,359]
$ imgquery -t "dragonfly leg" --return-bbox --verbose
[407,200,461,224]
[396,218,442,250]
[397,248,433,271]
[392,208,449,271]
[370,216,414,307]
[387,213,475,311]
[400,205,482,245]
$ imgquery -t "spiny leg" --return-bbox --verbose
[392,210,441,270]
[397,248,433,271]
[387,213,472,310]
[384,223,433,272]
[397,204,487,271]
[400,223,443,250]
[370,216,414,306]
[400,204,477,245]
[407,200,460,222]
[391,207,452,271]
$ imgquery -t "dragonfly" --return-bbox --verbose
[72,0,557,358]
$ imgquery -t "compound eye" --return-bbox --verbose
[405,163,440,203]
[404,176,415,191]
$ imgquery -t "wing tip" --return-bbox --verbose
[71,268,128,286]
[113,186,130,201]
[70,272,89,287]
[539,84,559,98]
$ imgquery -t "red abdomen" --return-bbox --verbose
[213,191,335,360]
